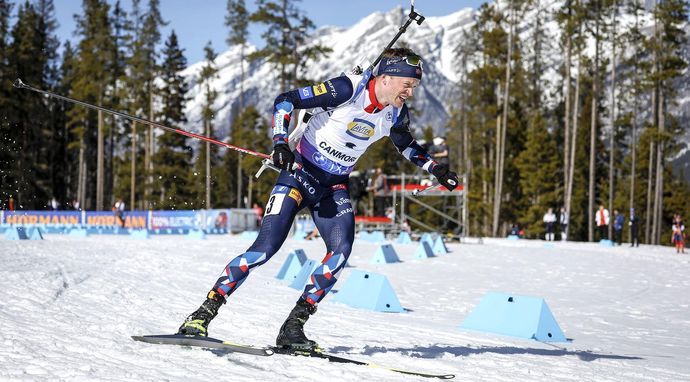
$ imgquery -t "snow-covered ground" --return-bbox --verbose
[1,234,689,381]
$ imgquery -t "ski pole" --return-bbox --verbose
[14,79,273,160]
[13,78,300,174]
[411,183,442,197]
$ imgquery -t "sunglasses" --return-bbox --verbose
[386,55,424,69]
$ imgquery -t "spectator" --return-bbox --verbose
[214,212,228,230]
[671,221,685,254]
[543,208,556,241]
[50,197,59,210]
[112,198,126,227]
[9,197,15,211]
[72,199,80,211]
[253,203,264,227]
[367,167,388,217]
[429,137,449,166]
[509,223,521,237]
[595,204,610,240]
[613,209,625,246]
[629,208,640,247]
[559,207,569,241]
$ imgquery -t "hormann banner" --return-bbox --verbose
[1,210,231,231]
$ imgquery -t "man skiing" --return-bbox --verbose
[176,47,459,351]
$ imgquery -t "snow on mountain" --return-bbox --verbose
[180,6,475,141]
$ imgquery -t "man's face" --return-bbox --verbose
[382,75,420,108]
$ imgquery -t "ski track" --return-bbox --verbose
[1,235,689,381]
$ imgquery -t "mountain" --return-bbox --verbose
[180,6,474,142]
[179,3,689,182]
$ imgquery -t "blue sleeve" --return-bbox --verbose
[388,106,437,173]
[271,76,354,146]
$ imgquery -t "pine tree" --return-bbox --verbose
[226,0,249,207]
[0,0,15,209]
[121,0,166,209]
[68,0,114,210]
[193,41,220,209]
[249,0,331,89]
[514,111,560,238]
[153,30,193,210]
[6,1,60,209]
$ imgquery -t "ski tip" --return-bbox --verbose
[13,78,26,88]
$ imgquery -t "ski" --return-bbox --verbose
[271,347,455,379]
[132,335,454,379]
[131,334,274,356]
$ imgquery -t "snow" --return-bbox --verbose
[1,234,690,381]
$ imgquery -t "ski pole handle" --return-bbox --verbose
[412,183,442,197]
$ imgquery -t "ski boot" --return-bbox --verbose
[276,299,319,351]
[177,290,225,337]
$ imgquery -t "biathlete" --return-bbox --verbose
[177,47,459,351]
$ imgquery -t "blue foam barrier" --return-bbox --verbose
[27,227,44,240]
[507,235,520,240]
[332,270,404,313]
[433,236,449,255]
[292,230,307,240]
[396,231,412,244]
[420,232,436,245]
[360,231,386,243]
[460,292,566,342]
[205,228,228,235]
[241,230,259,240]
[543,242,555,249]
[129,229,150,239]
[599,239,614,247]
[413,241,435,259]
[288,259,319,290]
[68,228,89,238]
[276,249,308,280]
[370,244,401,264]
[187,229,206,240]
[5,226,29,240]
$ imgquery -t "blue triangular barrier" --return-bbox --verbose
[5,226,29,240]
[241,230,259,240]
[28,227,44,240]
[68,228,89,238]
[276,249,308,280]
[370,244,400,264]
[292,230,307,240]
[432,236,449,255]
[599,239,614,247]
[129,229,150,239]
[369,231,386,242]
[396,231,412,244]
[360,231,385,242]
[187,229,206,240]
[460,292,566,342]
[420,232,436,245]
[288,259,319,290]
[413,241,435,259]
[332,270,404,312]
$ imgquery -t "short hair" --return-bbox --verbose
[381,47,420,59]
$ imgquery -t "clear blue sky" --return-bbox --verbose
[53,1,487,64]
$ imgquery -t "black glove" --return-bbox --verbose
[272,144,295,171]
[431,164,459,191]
